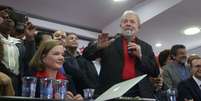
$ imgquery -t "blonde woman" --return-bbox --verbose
[29,40,83,100]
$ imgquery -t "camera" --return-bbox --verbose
[9,10,28,33]
[14,13,28,33]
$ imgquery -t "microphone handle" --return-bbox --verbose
[127,35,133,55]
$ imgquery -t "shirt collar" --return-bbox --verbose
[0,33,21,44]
[34,70,67,80]
[193,75,201,87]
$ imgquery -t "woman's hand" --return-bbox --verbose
[65,91,84,101]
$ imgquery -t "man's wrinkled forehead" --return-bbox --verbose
[120,13,140,25]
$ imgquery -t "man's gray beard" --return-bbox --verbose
[121,29,133,37]
[179,58,187,65]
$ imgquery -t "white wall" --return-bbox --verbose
[188,46,201,56]
[29,17,98,39]
[103,0,182,35]
[29,17,95,53]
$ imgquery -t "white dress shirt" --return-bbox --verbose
[93,59,101,75]
[0,34,21,75]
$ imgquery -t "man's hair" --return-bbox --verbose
[188,55,201,67]
[120,10,140,25]
[66,32,77,37]
[0,5,27,28]
[0,5,16,22]
[158,49,171,67]
[0,5,16,23]
[53,30,66,37]
[0,5,12,59]
[190,55,201,67]
[35,31,52,48]
[170,44,186,57]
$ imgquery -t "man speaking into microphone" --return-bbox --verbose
[83,10,159,98]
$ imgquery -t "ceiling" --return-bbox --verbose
[0,0,144,31]
[139,0,201,54]
[1,0,201,54]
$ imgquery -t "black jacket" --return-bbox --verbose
[83,36,159,97]
[178,77,201,101]
[63,51,99,95]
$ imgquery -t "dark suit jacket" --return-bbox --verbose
[163,63,191,88]
[63,51,99,95]
[178,77,201,101]
[83,36,159,97]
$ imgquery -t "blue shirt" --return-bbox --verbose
[175,63,190,80]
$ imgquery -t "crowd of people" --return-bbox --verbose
[0,5,201,101]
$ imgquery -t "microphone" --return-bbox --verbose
[124,30,133,55]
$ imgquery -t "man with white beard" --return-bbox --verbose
[83,10,159,98]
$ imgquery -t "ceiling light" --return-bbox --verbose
[113,0,126,2]
[184,27,200,35]
[155,43,162,47]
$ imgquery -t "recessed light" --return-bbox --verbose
[113,0,126,2]
[155,43,162,47]
[184,27,200,35]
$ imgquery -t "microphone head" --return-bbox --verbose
[124,30,133,42]
[125,30,132,36]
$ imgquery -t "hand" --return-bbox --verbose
[65,91,74,100]
[128,42,142,59]
[73,94,84,101]
[184,98,194,101]
[24,22,36,41]
[65,91,84,101]
[97,33,114,49]
[54,93,61,100]
[149,75,163,91]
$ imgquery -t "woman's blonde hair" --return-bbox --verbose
[29,40,62,71]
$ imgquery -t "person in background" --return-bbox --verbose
[0,72,15,96]
[35,31,52,49]
[29,40,83,100]
[178,55,201,101]
[63,32,99,95]
[158,49,172,68]
[0,5,36,95]
[187,54,200,68]
[149,49,172,93]
[87,41,102,76]
[83,10,159,98]
[148,49,172,101]
[149,49,171,95]
[149,68,169,101]
[52,30,67,74]
[0,40,15,96]
[163,44,191,89]
[52,30,66,46]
